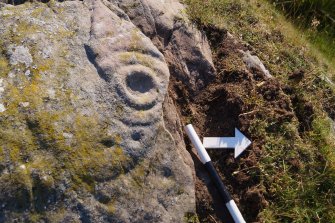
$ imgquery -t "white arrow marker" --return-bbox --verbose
[203,128,251,158]
[185,124,246,223]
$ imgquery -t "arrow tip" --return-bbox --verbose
[234,128,251,158]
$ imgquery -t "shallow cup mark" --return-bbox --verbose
[126,71,154,93]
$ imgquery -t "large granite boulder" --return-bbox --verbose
[0,0,217,221]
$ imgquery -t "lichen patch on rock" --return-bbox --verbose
[0,0,195,222]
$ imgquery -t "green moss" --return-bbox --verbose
[1,84,131,202]
[58,27,76,39]
[29,213,42,223]
[0,57,10,78]
[0,146,3,163]
[47,207,68,222]
[16,165,32,191]
[129,162,146,188]
[105,200,116,215]
[129,28,143,52]
[119,52,154,69]
[119,52,133,62]
[0,17,153,215]
[0,3,135,217]
[30,6,45,18]
[184,212,200,223]
[9,146,21,163]
[10,21,40,44]
[33,59,53,74]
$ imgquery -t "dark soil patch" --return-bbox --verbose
[168,26,293,222]
[201,24,228,49]
[291,95,314,132]
[288,158,303,172]
[288,69,305,81]
[164,19,317,221]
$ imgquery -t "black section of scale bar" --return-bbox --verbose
[205,161,232,204]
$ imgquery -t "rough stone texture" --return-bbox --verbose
[117,0,216,95]
[86,0,171,157]
[116,0,218,178]
[0,0,197,222]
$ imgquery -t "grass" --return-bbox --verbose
[270,0,335,64]
[184,0,335,222]
[269,0,335,29]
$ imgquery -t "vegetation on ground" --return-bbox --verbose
[184,0,335,222]
[270,0,335,65]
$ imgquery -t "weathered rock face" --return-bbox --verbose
[117,0,216,94]
[116,0,217,184]
[0,0,216,221]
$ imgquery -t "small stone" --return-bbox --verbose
[19,164,26,170]
[0,104,6,113]
[63,132,73,139]
[25,70,31,76]
[0,86,4,97]
[0,79,5,96]
[227,32,234,38]
[240,50,272,78]
[41,46,52,59]
[8,72,15,78]
[19,102,30,107]
[323,75,334,86]
[47,88,56,99]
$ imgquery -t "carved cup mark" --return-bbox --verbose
[116,64,159,111]
[126,71,154,94]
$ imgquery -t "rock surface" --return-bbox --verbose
[0,0,215,221]
[239,50,272,79]
[117,0,216,94]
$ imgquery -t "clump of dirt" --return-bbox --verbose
[169,25,296,222]
[288,157,303,172]
[291,95,314,132]
[244,187,269,220]
[288,69,305,81]
[201,25,228,49]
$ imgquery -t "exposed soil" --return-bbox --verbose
[168,25,295,222]
[321,85,335,121]
[291,95,314,132]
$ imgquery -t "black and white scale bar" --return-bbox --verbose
[185,124,246,223]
